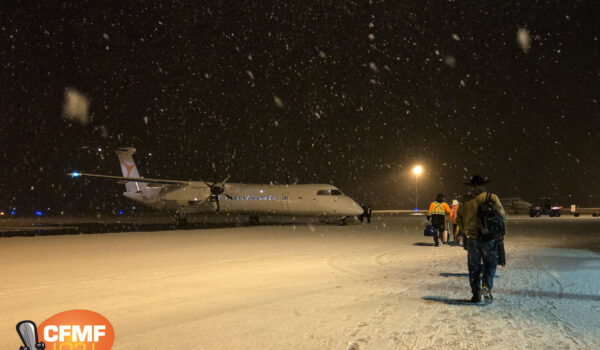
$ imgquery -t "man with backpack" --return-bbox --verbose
[456,175,506,303]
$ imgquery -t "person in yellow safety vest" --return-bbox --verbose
[428,193,452,247]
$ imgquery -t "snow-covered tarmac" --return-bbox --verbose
[2,215,600,349]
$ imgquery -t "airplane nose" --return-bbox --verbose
[349,200,364,216]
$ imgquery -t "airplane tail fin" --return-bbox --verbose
[115,147,147,192]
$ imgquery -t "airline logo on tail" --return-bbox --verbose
[121,161,135,178]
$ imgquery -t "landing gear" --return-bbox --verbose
[337,218,347,226]
[174,212,188,228]
[248,215,260,225]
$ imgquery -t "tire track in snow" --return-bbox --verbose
[491,246,584,349]
[538,253,590,349]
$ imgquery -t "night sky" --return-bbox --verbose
[1,1,599,214]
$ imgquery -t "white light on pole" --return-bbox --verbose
[412,165,423,210]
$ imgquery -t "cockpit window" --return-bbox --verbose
[317,189,344,196]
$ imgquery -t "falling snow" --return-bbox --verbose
[62,87,90,126]
[0,1,597,213]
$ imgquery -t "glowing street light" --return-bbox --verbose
[412,165,423,210]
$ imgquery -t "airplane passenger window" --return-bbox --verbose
[273,196,277,200]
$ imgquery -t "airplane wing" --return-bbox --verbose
[68,172,209,187]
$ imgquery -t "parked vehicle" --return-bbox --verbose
[529,198,562,217]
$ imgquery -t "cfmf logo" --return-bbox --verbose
[17,310,114,350]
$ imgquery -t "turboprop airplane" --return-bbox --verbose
[69,147,364,226]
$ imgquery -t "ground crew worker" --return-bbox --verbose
[359,204,372,223]
[456,175,506,303]
[428,193,451,246]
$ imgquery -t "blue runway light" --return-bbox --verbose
[414,207,419,212]
[118,210,124,215]
[10,210,16,216]
[35,210,43,216]
[71,172,81,177]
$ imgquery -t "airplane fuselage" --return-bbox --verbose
[72,147,365,222]
[124,183,364,217]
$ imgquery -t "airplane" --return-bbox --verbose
[69,147,364,226]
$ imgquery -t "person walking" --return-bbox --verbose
[428,193,451,247]
[456,175,506,303]
[359,204,372,223]
[449,199,460,244]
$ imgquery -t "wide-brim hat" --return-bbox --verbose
[464,174,490,186]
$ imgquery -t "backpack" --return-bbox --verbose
[477,192,505,240]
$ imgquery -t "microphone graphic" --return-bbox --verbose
[16,321,45,350]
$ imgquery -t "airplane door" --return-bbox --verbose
[282,192,289,210]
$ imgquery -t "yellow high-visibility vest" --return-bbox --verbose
[430,201,445,215]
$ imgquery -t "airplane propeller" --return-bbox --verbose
[204,175,233,212]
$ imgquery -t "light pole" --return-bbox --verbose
[412,165,423,210]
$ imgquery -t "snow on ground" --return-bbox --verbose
[1,215,599,349]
